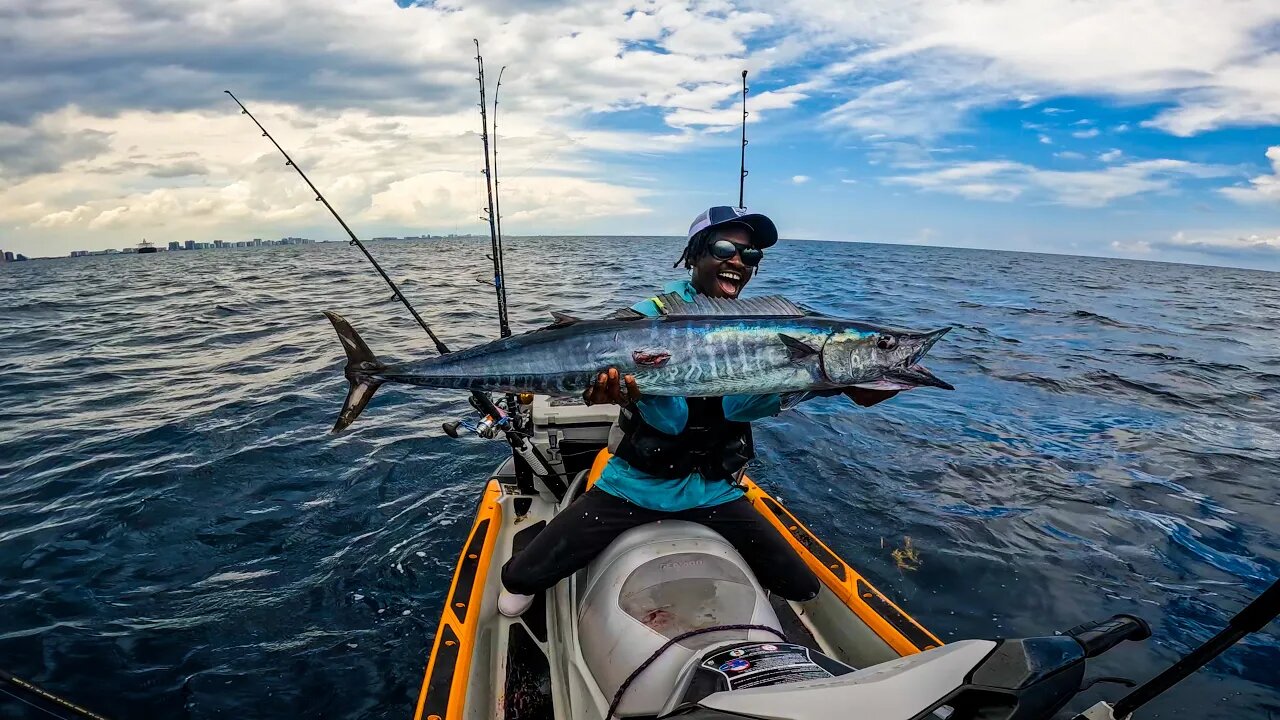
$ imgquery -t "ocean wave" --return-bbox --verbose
[1,238,1277,718]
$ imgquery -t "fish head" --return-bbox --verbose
[821,326,953,390]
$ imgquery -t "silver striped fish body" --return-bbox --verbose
[380,316,880,397]
[321,300,951,432]
[627,317,836,395]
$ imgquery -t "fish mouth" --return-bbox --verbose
[895,364,954,390]
[852,327,953,392]
[854,364,953,391]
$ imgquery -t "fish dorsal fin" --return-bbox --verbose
[661,294,806,318]
[605,307,647,321]
[778,334,820,360]
[549,310,581,327]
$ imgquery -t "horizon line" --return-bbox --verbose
[4,234,1276,275]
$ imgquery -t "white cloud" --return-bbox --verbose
[886,160,1027,201]
[1112,229,1280,262]
[1161,230,1280,255]
[0,103,658,248]
[791,175,810,184]
[1,0,796,253]
[888,157,1233,207]
[1072,128,1101,139]
[367,172,648,226]
[665,89,806,130]
[0,117,111,179]
[1,0,789,128]
[822,78,991,139]
[1054,151,1085,160]
[1038,134,1053,144]
[5,0,1280,259]
[1099,149,1124,163]
[1110,239,1152,254]
[1220,146,1280,204]
[772,0,1280,138]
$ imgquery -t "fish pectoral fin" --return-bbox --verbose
[778,333,820,360]
[779,390,815,409]
[549,310,581,327]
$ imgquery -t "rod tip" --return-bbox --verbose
[742,69,748,77]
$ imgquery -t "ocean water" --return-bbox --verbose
[1,237,1277,719]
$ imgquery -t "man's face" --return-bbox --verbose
[691,225,754,299]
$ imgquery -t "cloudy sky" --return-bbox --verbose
[3,0,1280,269]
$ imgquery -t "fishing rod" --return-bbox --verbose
[1076,578,1279,719]
[224,90,557,499]
[222,91,450,357]
[473,40,511,340]
[492,64,508,312]
[474,44,522,454]
[223,91,507,426]
[0,668,111,720]
[738,69,749,209]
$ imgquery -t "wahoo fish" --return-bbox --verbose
[324,295,952,432]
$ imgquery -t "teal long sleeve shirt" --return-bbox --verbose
[592,280,783,511]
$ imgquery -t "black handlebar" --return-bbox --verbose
[1067,614,1153,658]
[1112,579,1278,718]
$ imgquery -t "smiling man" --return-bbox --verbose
[497,206,894,617]
[668,205,767,299]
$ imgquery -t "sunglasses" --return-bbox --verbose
[708,238,763,267]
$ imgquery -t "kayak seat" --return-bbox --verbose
[577,520,783,717]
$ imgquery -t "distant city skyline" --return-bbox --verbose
[2,1,1278,270]
[14,234,511,261]
[61,236,317,258]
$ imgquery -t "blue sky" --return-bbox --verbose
[1,0,1278,269]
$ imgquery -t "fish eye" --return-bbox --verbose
[876,335,898,350]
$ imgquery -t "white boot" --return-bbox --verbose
[498,587,535,618]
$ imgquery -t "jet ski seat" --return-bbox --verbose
[577,520,785,717]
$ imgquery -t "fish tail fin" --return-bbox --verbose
[323,310,387,432]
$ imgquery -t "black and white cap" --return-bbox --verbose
[687,206,779,248]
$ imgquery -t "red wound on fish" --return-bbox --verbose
[632,349,672,368]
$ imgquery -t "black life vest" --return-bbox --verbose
[613,396,755,482]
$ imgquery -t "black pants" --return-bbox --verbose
[501,488,820,601]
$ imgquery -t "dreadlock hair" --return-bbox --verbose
[673,228,716,269]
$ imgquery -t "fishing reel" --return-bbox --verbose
[442,394,514,439]
[442,412,507,439]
